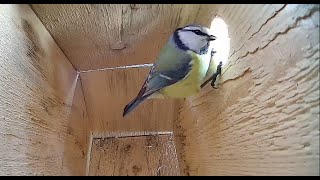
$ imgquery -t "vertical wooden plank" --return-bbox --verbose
[174,4,319,175]
[80,68,178,138]
[62,78,90,175]
[0,5,89,175]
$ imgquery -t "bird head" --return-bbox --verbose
[174,24,216,54]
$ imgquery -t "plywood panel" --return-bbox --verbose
[0,4,89,175]
[89,135,180,176]
[62,78,90,175]
[174,4,319,175]
[31,4,201,70]
[80,67,178,137]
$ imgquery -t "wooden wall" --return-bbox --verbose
[31,4,201,71]
[80,67,178,138]
[174,4,320,175]
[0,4,89,175]
[31,3,197,137]
[1,4,192,175]
[1,4,318,176]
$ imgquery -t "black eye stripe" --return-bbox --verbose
[176,27,183,31]
[185,29,208,36]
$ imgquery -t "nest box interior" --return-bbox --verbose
[0,4,319,176]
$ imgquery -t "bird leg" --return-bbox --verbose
[211,61,222,88]
[201,61,223,89]
[210,74,219,89]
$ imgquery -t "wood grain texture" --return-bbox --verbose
[0,5,89,175]
[62,78,90,175]
[31,4,201,71]
[88,135,180,176]
[174,4,320,175]
[80,67,178,138]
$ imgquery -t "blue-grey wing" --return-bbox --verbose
[123,49,192,117]
[141,56,192,97]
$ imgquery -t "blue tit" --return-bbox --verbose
[123,24,216,117]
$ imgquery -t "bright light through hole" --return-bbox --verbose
[209,17,230,66]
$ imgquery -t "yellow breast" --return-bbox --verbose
[160,52,210,98]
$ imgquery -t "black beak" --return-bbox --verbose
[207,35,216,41]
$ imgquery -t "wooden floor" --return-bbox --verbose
[88,134,180,176]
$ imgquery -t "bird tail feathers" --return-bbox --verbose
[123,94,150,117]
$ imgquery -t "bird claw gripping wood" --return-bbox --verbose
[200,49,222,89]
[211,61,222,89]
[211,49,216,57]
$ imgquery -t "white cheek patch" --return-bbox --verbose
[179,31,208,52]
[184,26,201,31]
